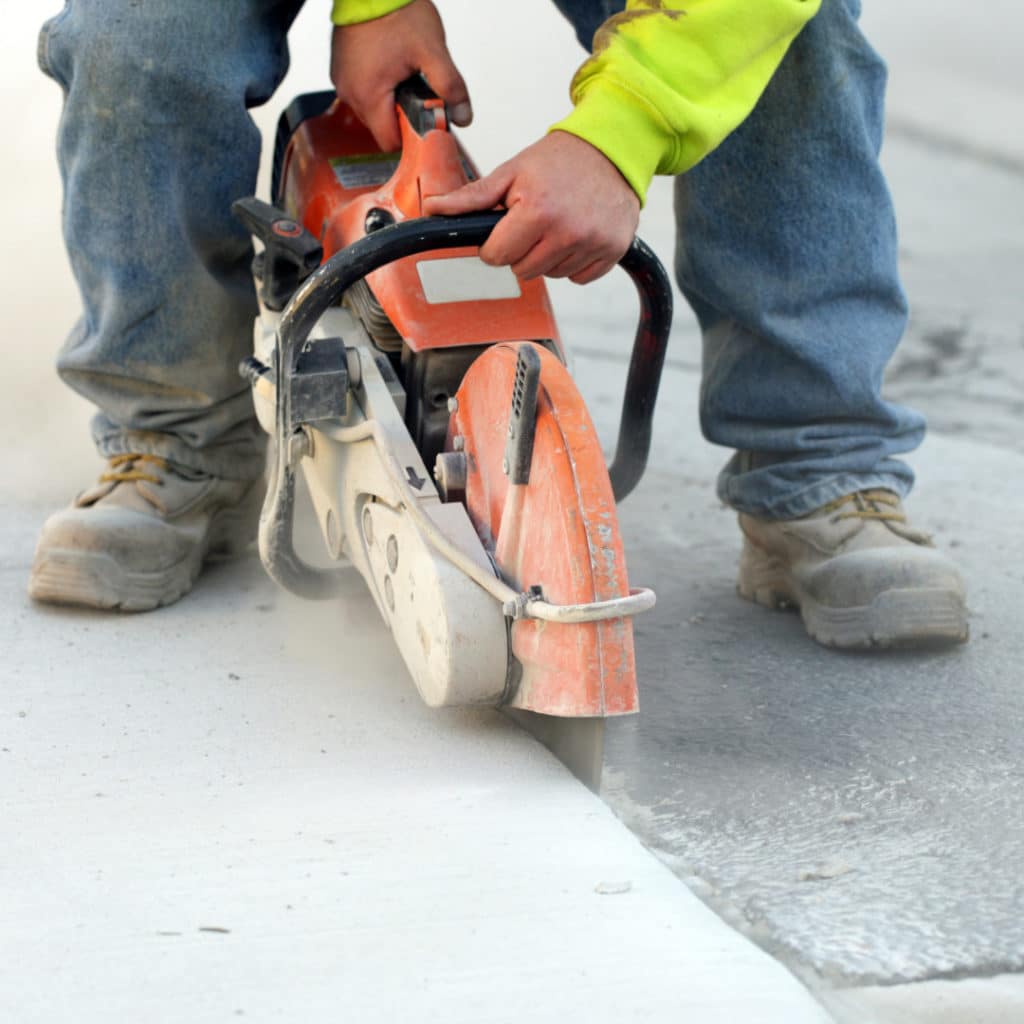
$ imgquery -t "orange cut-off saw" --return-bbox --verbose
[233,77,672,789]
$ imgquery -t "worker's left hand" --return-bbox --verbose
[422,131,640,285]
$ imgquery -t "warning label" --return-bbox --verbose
[330,153,401,190]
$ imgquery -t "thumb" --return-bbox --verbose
[423,166,513,216]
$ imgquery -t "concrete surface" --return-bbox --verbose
[862,1,1024,172]
[831,975,1024,1024]
[4,1,1023,1022]
[0,520,832,1023]
[560,5,1024,1018]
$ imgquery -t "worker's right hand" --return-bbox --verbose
[331,0,472,152]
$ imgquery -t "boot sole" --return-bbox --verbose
[28,484,262,613]
[28,548,200,612]
[738,556,969,650]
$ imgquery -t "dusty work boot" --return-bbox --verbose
[28,454,263,612]
[737,490,968,649]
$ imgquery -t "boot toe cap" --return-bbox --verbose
[33,505,196,574]
[802,545,966,610]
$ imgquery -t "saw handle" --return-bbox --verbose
[394,74,446,136]
[609,236,674,502]
[263,212,672,599]
[232,197,323,311]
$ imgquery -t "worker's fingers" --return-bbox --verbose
[419,52,473,127]
[478,204,548,269]
[519,241,620,282]
[361,94,403,153]
[508,239,560,281]
[569,259,616,285]
[423,166,514,217]
[543,248,604,281]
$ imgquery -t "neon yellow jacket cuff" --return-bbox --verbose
[331,0,414,27]
[550,0,821,204]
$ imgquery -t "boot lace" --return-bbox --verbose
[820,489,906,523]
[99,454,168,486]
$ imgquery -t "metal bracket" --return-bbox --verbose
[290,336,349,427]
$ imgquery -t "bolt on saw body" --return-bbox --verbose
[234,78,672,790]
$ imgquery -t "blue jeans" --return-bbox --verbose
[40,0,924,516]
[38,0,303,482]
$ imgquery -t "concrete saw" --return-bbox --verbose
[234,77,672,791]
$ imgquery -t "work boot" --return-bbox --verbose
[29,454,263,612]
[737,490,968,649]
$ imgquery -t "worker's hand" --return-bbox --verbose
[422,132,640,284]
[331,0,472,152]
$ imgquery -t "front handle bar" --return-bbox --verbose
[262,212,673,599]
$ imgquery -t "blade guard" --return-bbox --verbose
[450,343,639,717]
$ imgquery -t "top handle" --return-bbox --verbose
[394,74,447,136]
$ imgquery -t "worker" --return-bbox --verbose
[30,0,968,648]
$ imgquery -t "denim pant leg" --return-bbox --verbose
[550,0,925,520]
[38,0,304,481]
[677,0,924,519]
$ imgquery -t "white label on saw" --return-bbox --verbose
[416,257,522,304]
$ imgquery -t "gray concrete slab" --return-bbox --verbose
[883,140,1024,454]
[863,1,1024,172]
[557,3,1024,1007]
[1,496,835,1024]
[595,399,1024,985]
[830,974,1024,1024]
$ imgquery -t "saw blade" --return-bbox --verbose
[503,708,605,793]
